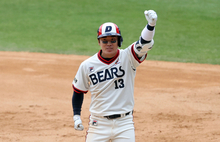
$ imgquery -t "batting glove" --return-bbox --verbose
[73,115,84,131]
[144,10,158,26]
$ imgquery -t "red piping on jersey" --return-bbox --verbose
[72,84,88,94]
[98,49,119,65]
[131,44,147,63]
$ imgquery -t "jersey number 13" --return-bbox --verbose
[114,79,124,89]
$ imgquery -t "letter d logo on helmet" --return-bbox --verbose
[97,22,123,47]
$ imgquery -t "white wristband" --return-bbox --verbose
[141,26,155,41]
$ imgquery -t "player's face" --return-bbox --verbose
[98,36,118,58]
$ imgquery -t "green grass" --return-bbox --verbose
[0,0,219,64]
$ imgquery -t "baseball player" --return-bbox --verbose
[72,10,157,142]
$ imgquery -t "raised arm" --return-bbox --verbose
[134,10,158,61]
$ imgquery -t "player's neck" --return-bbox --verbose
[100,50,114,61]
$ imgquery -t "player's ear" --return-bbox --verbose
[98,39,101,45]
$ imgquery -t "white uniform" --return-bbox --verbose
[72,10,157,142]
[72,43,146,116]
[72,43,146,142]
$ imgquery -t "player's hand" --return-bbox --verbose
[144,10,157,26]
[73,115,84,131]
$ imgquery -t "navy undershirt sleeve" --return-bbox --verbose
[72,91,84,115]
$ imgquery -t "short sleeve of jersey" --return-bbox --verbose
[72,61,89,94]
[125,43,147,69]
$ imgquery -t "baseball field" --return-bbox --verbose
[1,0,220,142]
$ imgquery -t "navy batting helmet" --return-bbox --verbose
[97,22,123,47]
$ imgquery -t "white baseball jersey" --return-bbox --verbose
[72,43,147,116]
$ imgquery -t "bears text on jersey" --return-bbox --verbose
[89,66,125,85]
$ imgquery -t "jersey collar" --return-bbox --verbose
[98,49,119,65]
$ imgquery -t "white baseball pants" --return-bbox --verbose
[86,114,135,142]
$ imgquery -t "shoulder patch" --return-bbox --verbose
[74,77,78,83]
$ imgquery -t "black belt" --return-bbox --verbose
[104,111,132,119]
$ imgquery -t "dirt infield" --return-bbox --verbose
[0,51,220,142]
